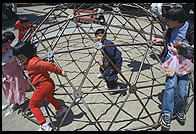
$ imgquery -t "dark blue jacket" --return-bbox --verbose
[103,39,122,67]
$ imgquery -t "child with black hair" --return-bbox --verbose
[95,28,122,95]
[2,35,30,117]
[15,16,37,53]
[15,16,36,41]
[3,31,16,48]
[13,41,68,131]
[152,7,194,130]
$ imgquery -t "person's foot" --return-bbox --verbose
[2,103,10,111]
[97,72,103,79]
[108,85,121,95]
[161,113,171,130]
[175,111,186,126]
[121,128,132,131]
[56,106,68,118]
[4,104,15,117]
[37,123,52,131]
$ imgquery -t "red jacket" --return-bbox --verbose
[25,55,62,86]
[15,20,32,40]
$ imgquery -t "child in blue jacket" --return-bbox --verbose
[95,29,122,94]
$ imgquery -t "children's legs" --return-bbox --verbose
[46,93,62,111]
[45,79,62,110]
[174,74,189,112]
[106,77,118,89]
[29,89,46,125]
[103,67,118,89]
[29,80,57,125]
[2,78,13,105]
[162,74,178,115]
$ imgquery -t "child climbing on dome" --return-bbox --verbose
[13,41,68,131]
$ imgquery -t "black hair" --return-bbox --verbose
[13,41,36,59]
[2,35,9,44]
[165,7,187,23]
[3,31,16,41]
[19,16,29,23]
[95,28,106,36]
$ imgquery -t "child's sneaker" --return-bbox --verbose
[175,111,186,126]
[4,104,15,117]
[37,123,52,131]
[2,103,10,111]
[56,106,68,118]
[161,113,171,129]
[97,72,103,79]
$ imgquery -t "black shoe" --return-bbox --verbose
[161,127,170,131]
[108,85,120,95]
[175,112,186,126]
[161,113,171,129]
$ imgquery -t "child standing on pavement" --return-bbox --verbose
[152,7,194,130]
[13,41,68,131]
[95,29,123,95]
[2,34,30,117]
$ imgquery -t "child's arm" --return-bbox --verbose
[114,47,122,73]
[34,60,67,77]
[105,46,122,73]
[173,39,194,58]
[115,49,122,67]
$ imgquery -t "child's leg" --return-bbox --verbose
[45,79,62,110]
[2,80,11,105]
[2,84,10,110]
[46,93,62,111]
[103,67,118,89]
[29,80,55,125]
[29,88,46,125]
[106,77,118,89]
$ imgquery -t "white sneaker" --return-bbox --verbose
[97,72,103,79]
[2,103,10,111]
[4,105,14,117]
[56,106,68,118]
[37,123,52,131]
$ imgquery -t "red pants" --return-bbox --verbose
[29,79,62,125]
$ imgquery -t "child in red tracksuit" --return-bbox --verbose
[15,16,37,53]
[15,16,35,41]
[13,41,67,131]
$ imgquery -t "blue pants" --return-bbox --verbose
[100,65,118,90]
[161,54,189,115]
[162,73,188,115]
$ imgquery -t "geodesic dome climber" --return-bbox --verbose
[21,3,194,131]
